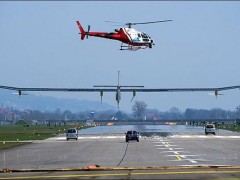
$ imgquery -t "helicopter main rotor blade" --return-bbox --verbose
[126,20,172,27]
[105,20,120,24]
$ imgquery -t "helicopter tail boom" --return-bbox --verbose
[76,21,86,40]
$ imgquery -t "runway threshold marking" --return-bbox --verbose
[154,144,178,147]
[154,139,201,163]
[163,150,184,153]
[54,136,125,140]
[157,148,183,150]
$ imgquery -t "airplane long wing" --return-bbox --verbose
[0,85,116,92]
[0,85,240,95]
[1,84,239,107]
[0,85,240,93]
[121,85,240,92]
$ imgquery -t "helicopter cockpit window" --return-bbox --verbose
[141,33,149,38]
[146,34,151,38]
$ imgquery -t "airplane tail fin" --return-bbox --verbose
[76,21,86,40]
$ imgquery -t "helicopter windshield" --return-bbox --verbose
[141,33,149,38]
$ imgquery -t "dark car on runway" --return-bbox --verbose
[125,131,139,142]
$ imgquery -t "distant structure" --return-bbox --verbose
[86,120,94,126]
[236,118,240,125]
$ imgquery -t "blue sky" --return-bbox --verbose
[0,1,240,113]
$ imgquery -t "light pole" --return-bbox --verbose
[236,106,240,125]
[236,106,240,118]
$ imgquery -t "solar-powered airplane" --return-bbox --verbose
[0,71,239,108]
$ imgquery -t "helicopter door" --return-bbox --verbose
[125,28,141,43]
[130,32,141,43]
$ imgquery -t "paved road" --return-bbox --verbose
[0,125,239,179]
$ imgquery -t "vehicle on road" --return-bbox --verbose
[66,128,78,140]
[125,130,139,142]
[205,124,216,135]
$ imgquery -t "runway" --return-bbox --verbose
[0,125,240,179]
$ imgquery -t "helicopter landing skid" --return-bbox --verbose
[120,43,149,51]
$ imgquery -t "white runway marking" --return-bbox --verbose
[53,136,125,140]
[37,136,125,142]
[167,154,204,158]
[159,151,184,153]
[154,144,178,147]
[153,139,205,164]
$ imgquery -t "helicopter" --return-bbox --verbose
[76,20,172,51]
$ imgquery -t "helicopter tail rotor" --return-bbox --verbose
[86,25,90,39]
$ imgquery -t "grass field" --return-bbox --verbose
[0,124,90,150]
[217,124,240,132]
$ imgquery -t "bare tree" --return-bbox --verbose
[132,101,147,120]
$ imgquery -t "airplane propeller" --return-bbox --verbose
[12,90,28,96]
[131,90,136,102]
[208,91,223,99]
[100,90,103,103]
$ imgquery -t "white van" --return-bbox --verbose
[66,128,78,140]
[205,124,216,135]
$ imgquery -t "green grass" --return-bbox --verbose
[0,124,91,150]
[217,124,240,132]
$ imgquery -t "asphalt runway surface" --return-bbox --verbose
[0,125,240,179]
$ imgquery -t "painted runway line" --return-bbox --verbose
[152,138,209,164]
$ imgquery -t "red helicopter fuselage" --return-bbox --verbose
[76,21,154,50]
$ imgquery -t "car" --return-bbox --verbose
[66,128,78,140]
[205,124,216,135]
[125,130,139,142]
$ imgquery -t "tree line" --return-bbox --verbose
[0,101,239,123]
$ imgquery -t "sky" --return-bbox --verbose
[0,1,240,113]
